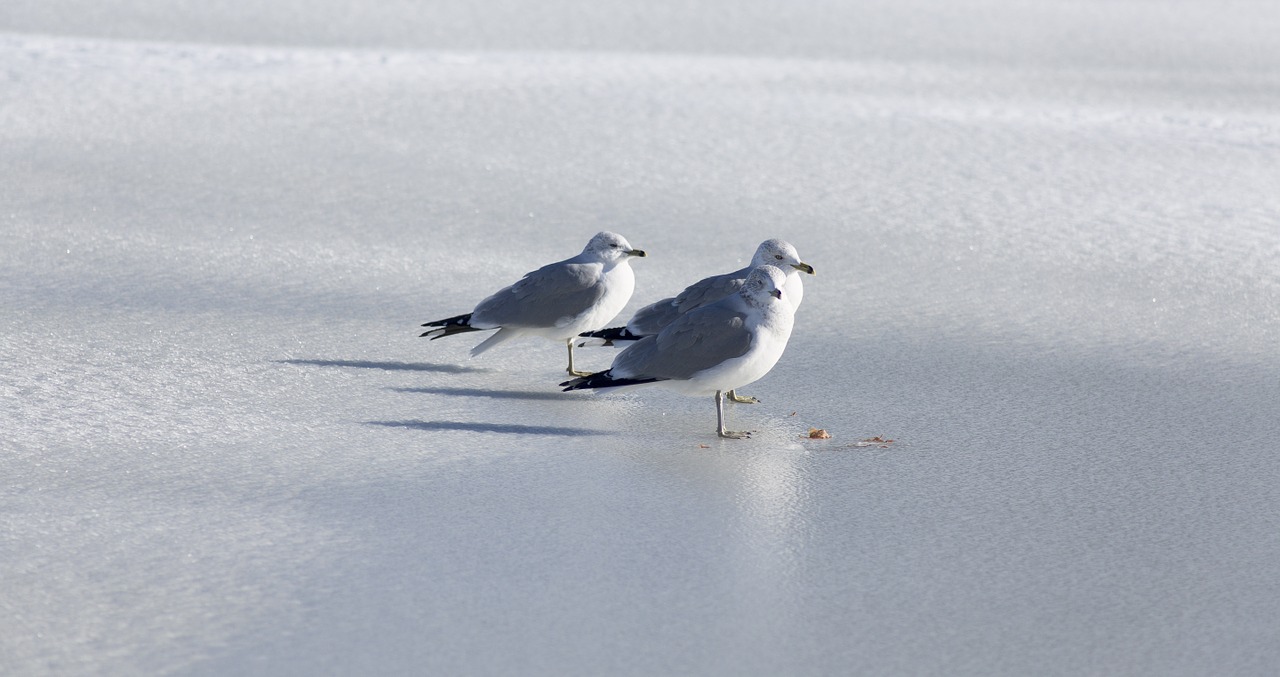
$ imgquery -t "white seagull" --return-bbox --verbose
[579,238,812,403]
[421,231,646,376]
[562,265,796,439]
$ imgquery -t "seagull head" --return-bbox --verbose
[753,238,814,276]
[585,231,646,261]
[743,265,788,303]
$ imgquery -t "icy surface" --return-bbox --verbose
[3,1,1280,675]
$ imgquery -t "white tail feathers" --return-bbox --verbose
[469,328,519,357]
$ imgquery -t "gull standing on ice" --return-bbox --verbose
[420,231,646,376]
[579,238,813,403]
[562,265,796,439]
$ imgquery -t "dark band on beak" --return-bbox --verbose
[628,249,647,257]
[792,262,815,275]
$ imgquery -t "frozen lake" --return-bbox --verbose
[4,1,1279,674]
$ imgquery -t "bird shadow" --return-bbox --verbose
[392,386,578,401]
[278,359,488,374]
[366,420,611,437]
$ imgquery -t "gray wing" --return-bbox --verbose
[624,296,681,335]
[625,266,749,335]
[613,303,753,380]
[471,261,603,328]
[671,267,750,314]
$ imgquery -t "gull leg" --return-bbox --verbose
[566,340,592,377]
[715,390,752,439]
[726,389,760,404]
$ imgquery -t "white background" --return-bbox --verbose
[3,1,1279,674]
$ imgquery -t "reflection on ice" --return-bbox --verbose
[366,419,612,436]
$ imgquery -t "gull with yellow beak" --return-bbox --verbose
[421,231,646,376]
[579,238,813,402]
[562,265,796,439]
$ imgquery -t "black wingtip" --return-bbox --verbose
[560,372,594,389]
[561,370,662,391]
[561,370,606,390]
[419,313,482,340]
[577,326,643,342]
[420,312,473,329]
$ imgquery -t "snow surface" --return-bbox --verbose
[3,1,1280,675]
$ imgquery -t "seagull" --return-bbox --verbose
[578,238,813,403]
[420,231,646,376]
[561,265,796,439]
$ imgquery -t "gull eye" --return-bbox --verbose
[774,254,783,260]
